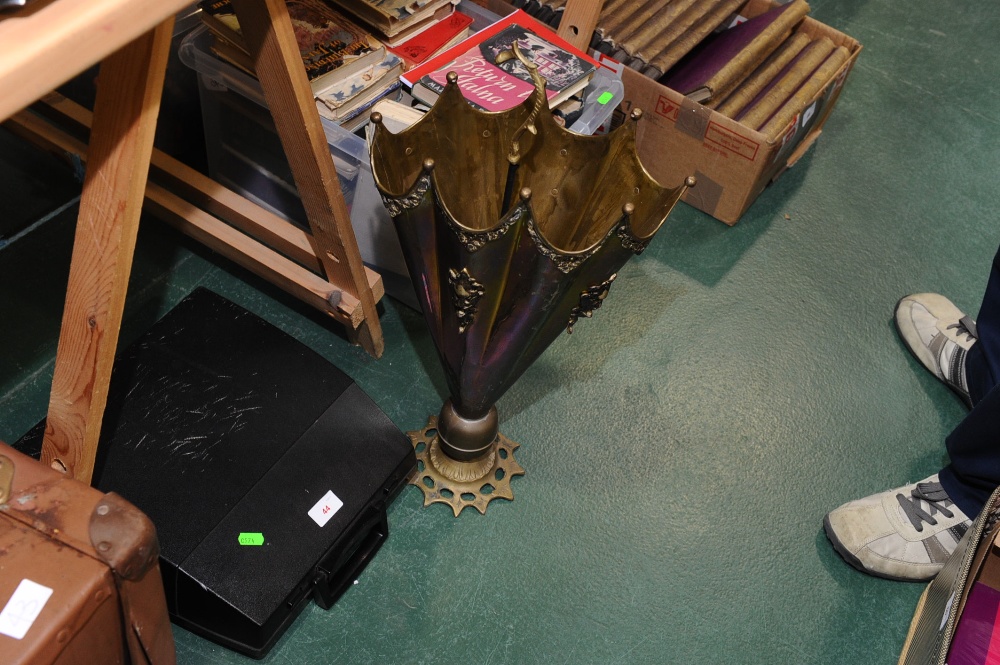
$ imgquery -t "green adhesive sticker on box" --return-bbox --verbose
[238,533,265,546]
[597,91,615,105]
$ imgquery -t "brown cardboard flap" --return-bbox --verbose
[769,128,822,184]
[618,1,861,223]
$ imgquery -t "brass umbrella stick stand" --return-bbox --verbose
[370,46,694,516]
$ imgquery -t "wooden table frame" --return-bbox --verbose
[1,0,385,483]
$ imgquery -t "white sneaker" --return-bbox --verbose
[894,293,978,407]
[824,475,972,581]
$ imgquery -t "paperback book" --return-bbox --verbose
[402,9,600,113]
[316,52,404,121]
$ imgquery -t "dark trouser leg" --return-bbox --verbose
[965,247,1000,400]
[939,382,1000,518]
[939,246,1000,518]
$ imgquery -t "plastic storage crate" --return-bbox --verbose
[178,24,414,306]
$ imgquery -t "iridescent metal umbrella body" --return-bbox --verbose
[371,53,693,515]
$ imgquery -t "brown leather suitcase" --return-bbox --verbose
[0,443,175,664]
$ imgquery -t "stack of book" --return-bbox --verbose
[383,10,474,69]
[198,0,480,124]
[709,32,850,140]
[400,9,600,116]
[511,0,747,75]
[325,0,460,43]
[515,0,847,141]
[517,0,805,79]
[658,0,852,140]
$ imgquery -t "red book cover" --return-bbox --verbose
[387,11,473,68]
[401,9,601,112]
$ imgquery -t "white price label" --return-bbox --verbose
[802,102,817,128]
[307,490,343,527]
[0,579,53,640]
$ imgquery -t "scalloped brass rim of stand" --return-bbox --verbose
[409,416,525,516]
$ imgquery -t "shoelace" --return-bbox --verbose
[896,481,957,532]
[947,315,979,342]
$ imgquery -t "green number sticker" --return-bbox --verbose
[238,532,265,546]
[597,91,615,105]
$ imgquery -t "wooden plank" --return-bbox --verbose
[557,0,604,52]
[146,187,375,328]
[232,0,385,358]
[40,20,174,483]
[4,108,384,328]
[0,0,192,122]
[39,93,321,273]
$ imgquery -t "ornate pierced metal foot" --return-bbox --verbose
[408,416,524,516]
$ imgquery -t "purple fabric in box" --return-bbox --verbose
[949,582,1000,665]
[660,2,800,95]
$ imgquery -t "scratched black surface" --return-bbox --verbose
[91,288,355,563]
[17,288,415,657]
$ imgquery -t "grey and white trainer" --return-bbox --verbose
[824,475,972,581]
[895,293,978,407]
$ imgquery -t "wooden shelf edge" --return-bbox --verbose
[0,0,194,122]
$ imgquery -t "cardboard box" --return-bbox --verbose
[477,0,861,225]
[618,0,861,224]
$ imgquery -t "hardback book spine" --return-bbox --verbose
[319,78,402,124]
[378,4,454,47]
[694,0,810,103]
[596,0,648,39]
[612,0,717,65]
[759,44,849,139]
[642,0,747,78]
[532,2,558,26]
[713,31,811,115]
[736,35,834,129]
[658,0,807,99]
[613,0,705,71]
[603,0,681,45]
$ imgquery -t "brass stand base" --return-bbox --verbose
[408,415,525,516]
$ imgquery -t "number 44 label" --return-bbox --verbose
[307,490,343,528]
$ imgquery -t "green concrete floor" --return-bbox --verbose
[2,0,999,662]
